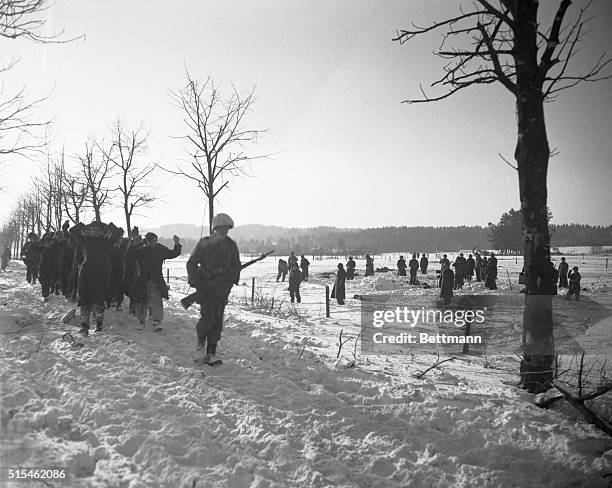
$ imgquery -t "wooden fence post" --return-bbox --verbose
[251,277,255,303]
[325,285,330,318]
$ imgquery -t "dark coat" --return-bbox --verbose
[331,267,346,302]
[187,235,240,298]
[420,256,428,272]
[131,241,182,301]
[408,258,419,272]
[365,256,374,277]
[289,267,303,291]
[397,258,407,276]
[440,268,454,303]
[466,257,475,277]
[21,241,42,267]
[346,259,356,279]
[70,223,122,306]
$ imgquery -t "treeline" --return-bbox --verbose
[150,222,612,256]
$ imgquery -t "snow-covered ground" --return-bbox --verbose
[1,256,611,488]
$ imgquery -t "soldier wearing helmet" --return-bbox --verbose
[187,213,241,365]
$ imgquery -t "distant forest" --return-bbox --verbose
[147,223,612,255]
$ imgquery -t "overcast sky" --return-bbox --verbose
[0,0,610,230]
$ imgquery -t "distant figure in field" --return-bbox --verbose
[1,245,11,271]
[466,254,475,281]
[440,262,454,305]
[331,263,346,305]
[21,232,42,285]
[481,256,489,284]
[452,254,466,289]
[558,257,569,288]
[438,254,450,287]
[420,254,428,274]
[484,253,498,290]
[397,255,407,277]
[300,255,310,282]
[288,252,298,268]
[288,263,303,303]
[276,259,288,282]
[549,261,559,295]
[566,266,581,301]
[346,256,356,280]
[365,254,374,277]
[474,253,483,282]
[409,254,419,284]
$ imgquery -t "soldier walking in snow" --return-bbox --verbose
[438,254,450,287]
[466,254,475,281]
[34,231,62,302]
[187,213,241,365]
[276,259,288,282]
[346,256,356,280]
[474,253,483,282]
[70,221,123,335]
[409,254,419,284]
[288,263,303,303]
[484,253,498,290]
[288,251,298,268]
[300,255,310,281]
[440,263,454,305]
[331,263,346,305]
[558,257,569,288]
[420,254,428,274]
[1,245,10,271]
[481,256,489,284]
[365,254,374,277]
[20,232,41,285]
[397,255,407,276]
[566,266,581,301]
[124,227,142,315]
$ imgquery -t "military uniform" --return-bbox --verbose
[187,234,241,357]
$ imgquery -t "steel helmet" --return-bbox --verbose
[212,213,234,230]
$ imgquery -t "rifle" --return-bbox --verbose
[180,250,274,309]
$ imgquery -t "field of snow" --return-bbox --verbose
[1,254,612,487]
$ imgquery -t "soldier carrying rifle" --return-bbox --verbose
[187,213,241,366]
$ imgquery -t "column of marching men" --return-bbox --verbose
[19,220,182,336]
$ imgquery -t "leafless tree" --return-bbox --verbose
[0,1,81,164]
[106,119,156,234]
[77,140,114,223]
[62,172,88,225]
[394,0,610,393]
[168,70,265,234]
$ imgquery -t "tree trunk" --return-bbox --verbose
[208,193,214,236]
[514,0,554,393]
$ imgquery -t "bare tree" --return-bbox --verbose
[106,119,156,234]
[0,1,81,163]
[62,172,88,225]
[77,140,113,223]
[168,70,265,234]
[394,1,610,393]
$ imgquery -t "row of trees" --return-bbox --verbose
[0,120,156,257]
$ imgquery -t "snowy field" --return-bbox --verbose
[1,255,612,488]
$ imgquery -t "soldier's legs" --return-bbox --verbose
[197,293,227,353]
[94,305,105,329]
[148,282,164,327]
[290,289,295,303]
[296,289,301,304]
